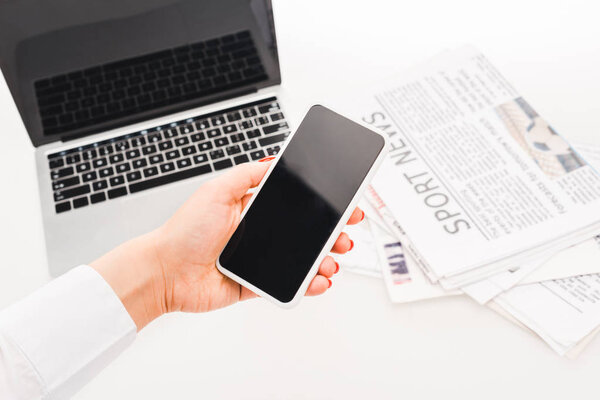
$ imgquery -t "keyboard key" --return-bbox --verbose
[267,147,280,156]
[54,184,91,202]
[53,176,80,190]
[98,145,113,156]
[240,120,253,130]
[66,154,81,164]
[207,128,221,138]
[143,166,159,177]
[131,136,146,147]
[109,176,125,187]
[55,201,71,213]
[258,102,279,114]
[223,124,237,134]
[213,158,233,170]
[166,150,181,160]
[210,149,225,160]
[51,166,74,180]
[246,129,261,139]
[255,116,269,126]
[164,128,178,138]
[99,167,114,177]
[90,192,106,204]
[132,159,148,169]
[49,158,64,169]
[263,123,288,135]
[142,145,157,155]
[176,158,192,169]
[230,132,245,143]
[211,116,226,125]
[76,162,91,173]
[259,133,287,147]
[93,158,107,168]
[82,149,97,160]
[116,162,131,173]
[130,164,213,194]
[249,150,266,160]
[242,108,257,118]
[150,154,164,164]
[114,141,129,152]
[193,154,209,164]
[195,119,210,130]
[233,154,250,164]
[191,132,205,142]
[175,137,189,146]
[160,162,175,173]
[73,196,89,209]
[242,141,258,152]
[126,149,141,159]
[226,145,242,156]
[271,112,284,122]
[215,137,229,147]
[227,111,242,122]
[109,154,124,164]
[107,187,128,199]
[198,142,213,151]
[93,180,108,191]
[126,171,142,182]
[182,145,196,156]
[147,133,161,142]
[82,171,97,182]
[159,141,173,151]
[178,124,193,135]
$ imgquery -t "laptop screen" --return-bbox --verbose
[0,0,280,147]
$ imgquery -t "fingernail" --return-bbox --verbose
[328,279,332,288]
[259,156,276,162]
[335,262,340,274]
[349,240,354,251]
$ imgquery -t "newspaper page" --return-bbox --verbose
[463,142,600,303]
[333,46,600,288]
[364,186,458,302]
[495,273,600,355]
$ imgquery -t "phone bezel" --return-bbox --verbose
[216,104,390,308]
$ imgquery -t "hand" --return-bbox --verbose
[91,160,364,330]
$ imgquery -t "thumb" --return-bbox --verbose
[215,161,271,201]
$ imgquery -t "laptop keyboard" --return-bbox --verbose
[34,30,268,136]
[48,97,289,214]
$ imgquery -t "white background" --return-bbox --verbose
[1,0,600,398]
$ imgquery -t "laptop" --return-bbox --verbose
[0,0,290,276]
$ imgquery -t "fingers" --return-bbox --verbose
[213,162,271,200]
[347,207,365,225]
[305,274,331,296]
[331,232,353,254]
[318,256,339,278]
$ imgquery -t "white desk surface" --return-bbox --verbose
[1,0,600,399]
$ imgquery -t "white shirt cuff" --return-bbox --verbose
[0,265,136,399]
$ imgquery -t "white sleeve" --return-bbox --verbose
[0,265,137,400]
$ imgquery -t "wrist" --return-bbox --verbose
[90,229,167,331]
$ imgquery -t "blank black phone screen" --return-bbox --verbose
[219,105,385,303]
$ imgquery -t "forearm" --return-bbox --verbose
[90,229,167,331]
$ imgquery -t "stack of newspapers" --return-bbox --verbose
[333,46,600,357]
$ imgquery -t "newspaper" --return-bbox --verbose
[364,186,458,302]
[495,273,600,356]
[463,142,600,303]
[334,46,600,289]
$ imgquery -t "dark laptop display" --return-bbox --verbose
[0,0,281,146]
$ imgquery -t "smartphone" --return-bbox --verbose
[217,105,388,308]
